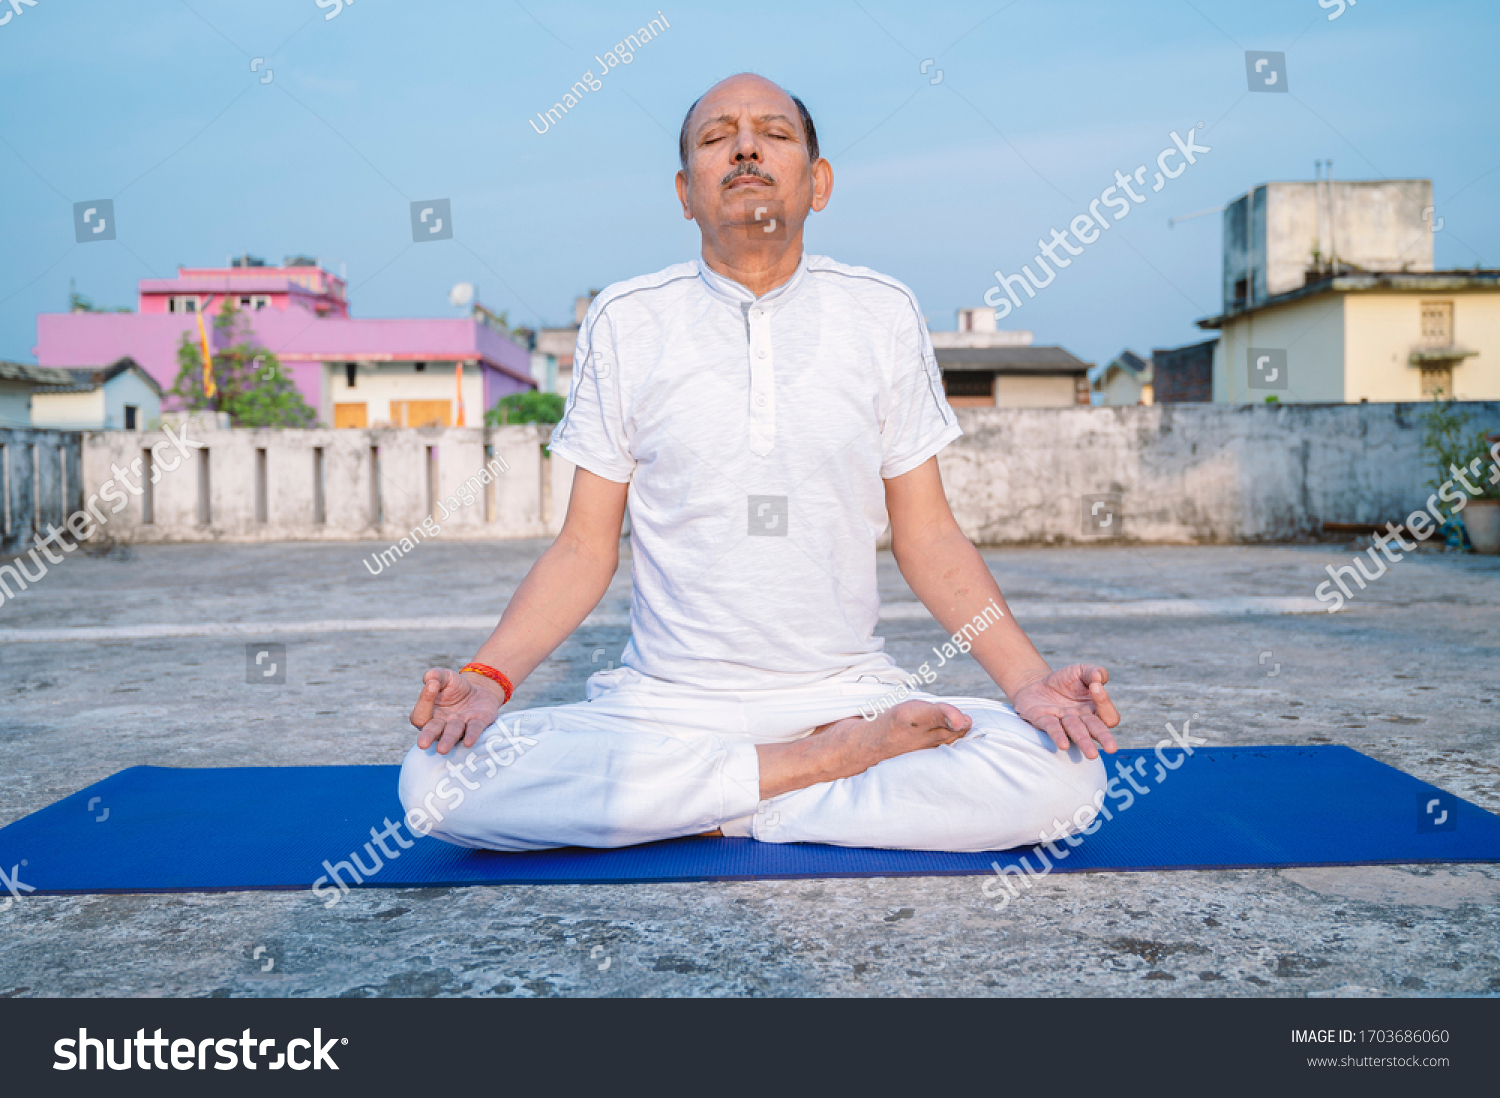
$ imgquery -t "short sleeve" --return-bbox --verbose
[880,302,962,479]
[548,302,636,483]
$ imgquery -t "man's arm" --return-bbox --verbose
[885,456,1120,757]
[410,466,629,753]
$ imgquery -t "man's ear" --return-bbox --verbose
[674,170,695,221]
[809,158,834,213]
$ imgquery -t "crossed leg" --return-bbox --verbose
[728,696,1109,852]
[397,679,1107,854]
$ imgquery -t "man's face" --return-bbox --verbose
[675,75,830,253]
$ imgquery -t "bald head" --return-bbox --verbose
[678,73,819,169]
[673,72,834,296]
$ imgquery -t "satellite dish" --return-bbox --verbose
[449,282,475,307]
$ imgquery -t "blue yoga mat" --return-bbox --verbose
[2,747,1497,896]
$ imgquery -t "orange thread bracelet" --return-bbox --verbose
[461,662,513,704]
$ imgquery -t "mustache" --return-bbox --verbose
[720,163,775,187]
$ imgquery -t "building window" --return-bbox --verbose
[1420,301,1454,346]
[414,361,427,372]
[124,405,138,430]
[345,362,358,388]
[168,296,200,314]
[942,372,995,399]
[1420,364,1453,399]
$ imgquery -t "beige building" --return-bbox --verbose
[1202,272,1500,402]
[324,359,488,428]
[931,307,1088,408]
[1202,175,1500,401]
[937,347,1091,407]
[1,361,72,428]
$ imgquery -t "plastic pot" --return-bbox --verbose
[1464,499,1500,554]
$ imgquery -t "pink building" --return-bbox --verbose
[138,259,352,318]
[35,257,534,427]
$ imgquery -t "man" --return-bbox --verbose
[400,73,1119,853]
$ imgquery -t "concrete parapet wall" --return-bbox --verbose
[0,429,84,556]
[4,402,1496,550]
[71,425,573,544]
[940,401,1500,545]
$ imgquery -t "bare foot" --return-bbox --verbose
[756,699,972,800]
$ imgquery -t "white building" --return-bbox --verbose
[27,357,162,429]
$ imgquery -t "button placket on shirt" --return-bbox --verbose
[746,304,775,457]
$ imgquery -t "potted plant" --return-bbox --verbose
[1469,431,1500,554]
[1422,399,1500,553]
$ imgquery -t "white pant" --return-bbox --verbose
[397,667,1109,854]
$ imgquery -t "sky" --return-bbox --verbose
[2,0,1497,372]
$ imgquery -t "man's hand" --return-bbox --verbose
[1011,664,1120,760]
[410,669,503,755]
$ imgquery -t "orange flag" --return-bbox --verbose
[195,297,217,399]
[455,361,465,427]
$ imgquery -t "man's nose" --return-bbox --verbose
[732,125,760,161]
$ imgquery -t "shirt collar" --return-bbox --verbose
[696,252,808,308]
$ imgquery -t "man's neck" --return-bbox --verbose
[699,240,804,298]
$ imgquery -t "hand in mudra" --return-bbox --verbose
[1011,664,1120,760]
[409,668,503,755]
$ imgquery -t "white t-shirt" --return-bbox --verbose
[549,254,962,691]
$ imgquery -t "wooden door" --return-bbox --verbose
[334,402,368,428]
[391,400,451,428]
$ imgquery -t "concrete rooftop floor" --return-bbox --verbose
[1,537,1497,998]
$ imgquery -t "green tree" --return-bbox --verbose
[168,299,318,427]
[1421,396,1500,501]
[484,390,565,426]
